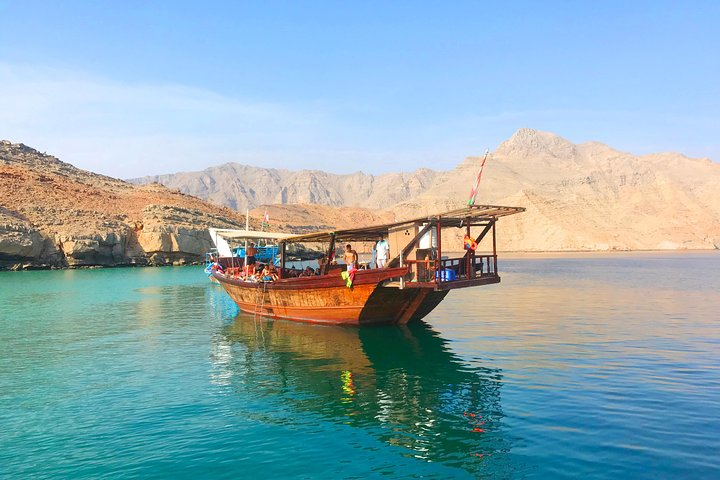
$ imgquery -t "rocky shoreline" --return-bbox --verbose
[0,141,252,271]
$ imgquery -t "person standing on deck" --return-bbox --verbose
[245,242,257,274]
[376,236,389,268]
[343,244,358,271]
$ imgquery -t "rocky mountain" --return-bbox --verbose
[0,141,257,269]
[392,129,720,250]
[249,204,394,234]
[134,129,720,252]
[130,165,439,212]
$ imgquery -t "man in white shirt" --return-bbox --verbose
[376,236,390,268]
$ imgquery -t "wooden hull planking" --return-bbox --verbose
[214,268,449,326]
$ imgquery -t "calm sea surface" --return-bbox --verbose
[1,253,719,479]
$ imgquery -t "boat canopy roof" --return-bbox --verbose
[282,204,525,243]
[208,228,294,257]
[208,228,294,240]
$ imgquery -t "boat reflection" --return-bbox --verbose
[212,315,510,472]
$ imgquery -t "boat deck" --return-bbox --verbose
[391,253,500,290]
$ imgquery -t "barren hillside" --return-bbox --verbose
[0,141,253,269]
[394,129,720,251]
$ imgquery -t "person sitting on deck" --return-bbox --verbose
[244,265,261,282]
[261,265,278,282]
[245,264,261,281]
[211,261,224,274]
[246,261,257,276]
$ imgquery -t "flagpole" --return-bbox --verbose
[262,209,269,232]
[245,208,249,257]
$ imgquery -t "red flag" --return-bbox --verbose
[467,150,489,206]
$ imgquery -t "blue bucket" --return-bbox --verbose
[436,269,457,281]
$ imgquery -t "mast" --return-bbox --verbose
[279,241,286,279]
[245,208,249,259]
[324,233,336,275]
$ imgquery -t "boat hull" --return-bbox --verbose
[214,268,449,326]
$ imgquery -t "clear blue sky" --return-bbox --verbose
[0,0,718,178]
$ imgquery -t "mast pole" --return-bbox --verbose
[279,241,285,279]
[245,208,249,273]
[324,234,336,276]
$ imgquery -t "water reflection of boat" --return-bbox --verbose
[213,315,508,472]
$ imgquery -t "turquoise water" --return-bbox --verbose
[1,253,719,479]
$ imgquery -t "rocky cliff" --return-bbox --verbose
[0,141,253,270]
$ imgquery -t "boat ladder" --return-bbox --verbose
[254,282,268,319]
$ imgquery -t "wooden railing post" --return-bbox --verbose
[492,219,498,275]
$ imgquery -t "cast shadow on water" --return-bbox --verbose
[211,314,515,475]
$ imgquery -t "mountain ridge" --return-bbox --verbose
[2,128,718,272]
[130,163,441,211]
[132,129,720,251]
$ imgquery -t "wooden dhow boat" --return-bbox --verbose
[213,205,524,326]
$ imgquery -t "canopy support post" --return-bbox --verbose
[435,216,442,283]
[466,218,472,280]
[492,218,498,275]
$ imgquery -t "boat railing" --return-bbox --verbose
[439,254,497,280]
[403,259,438,282]
[404,254,497,283]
